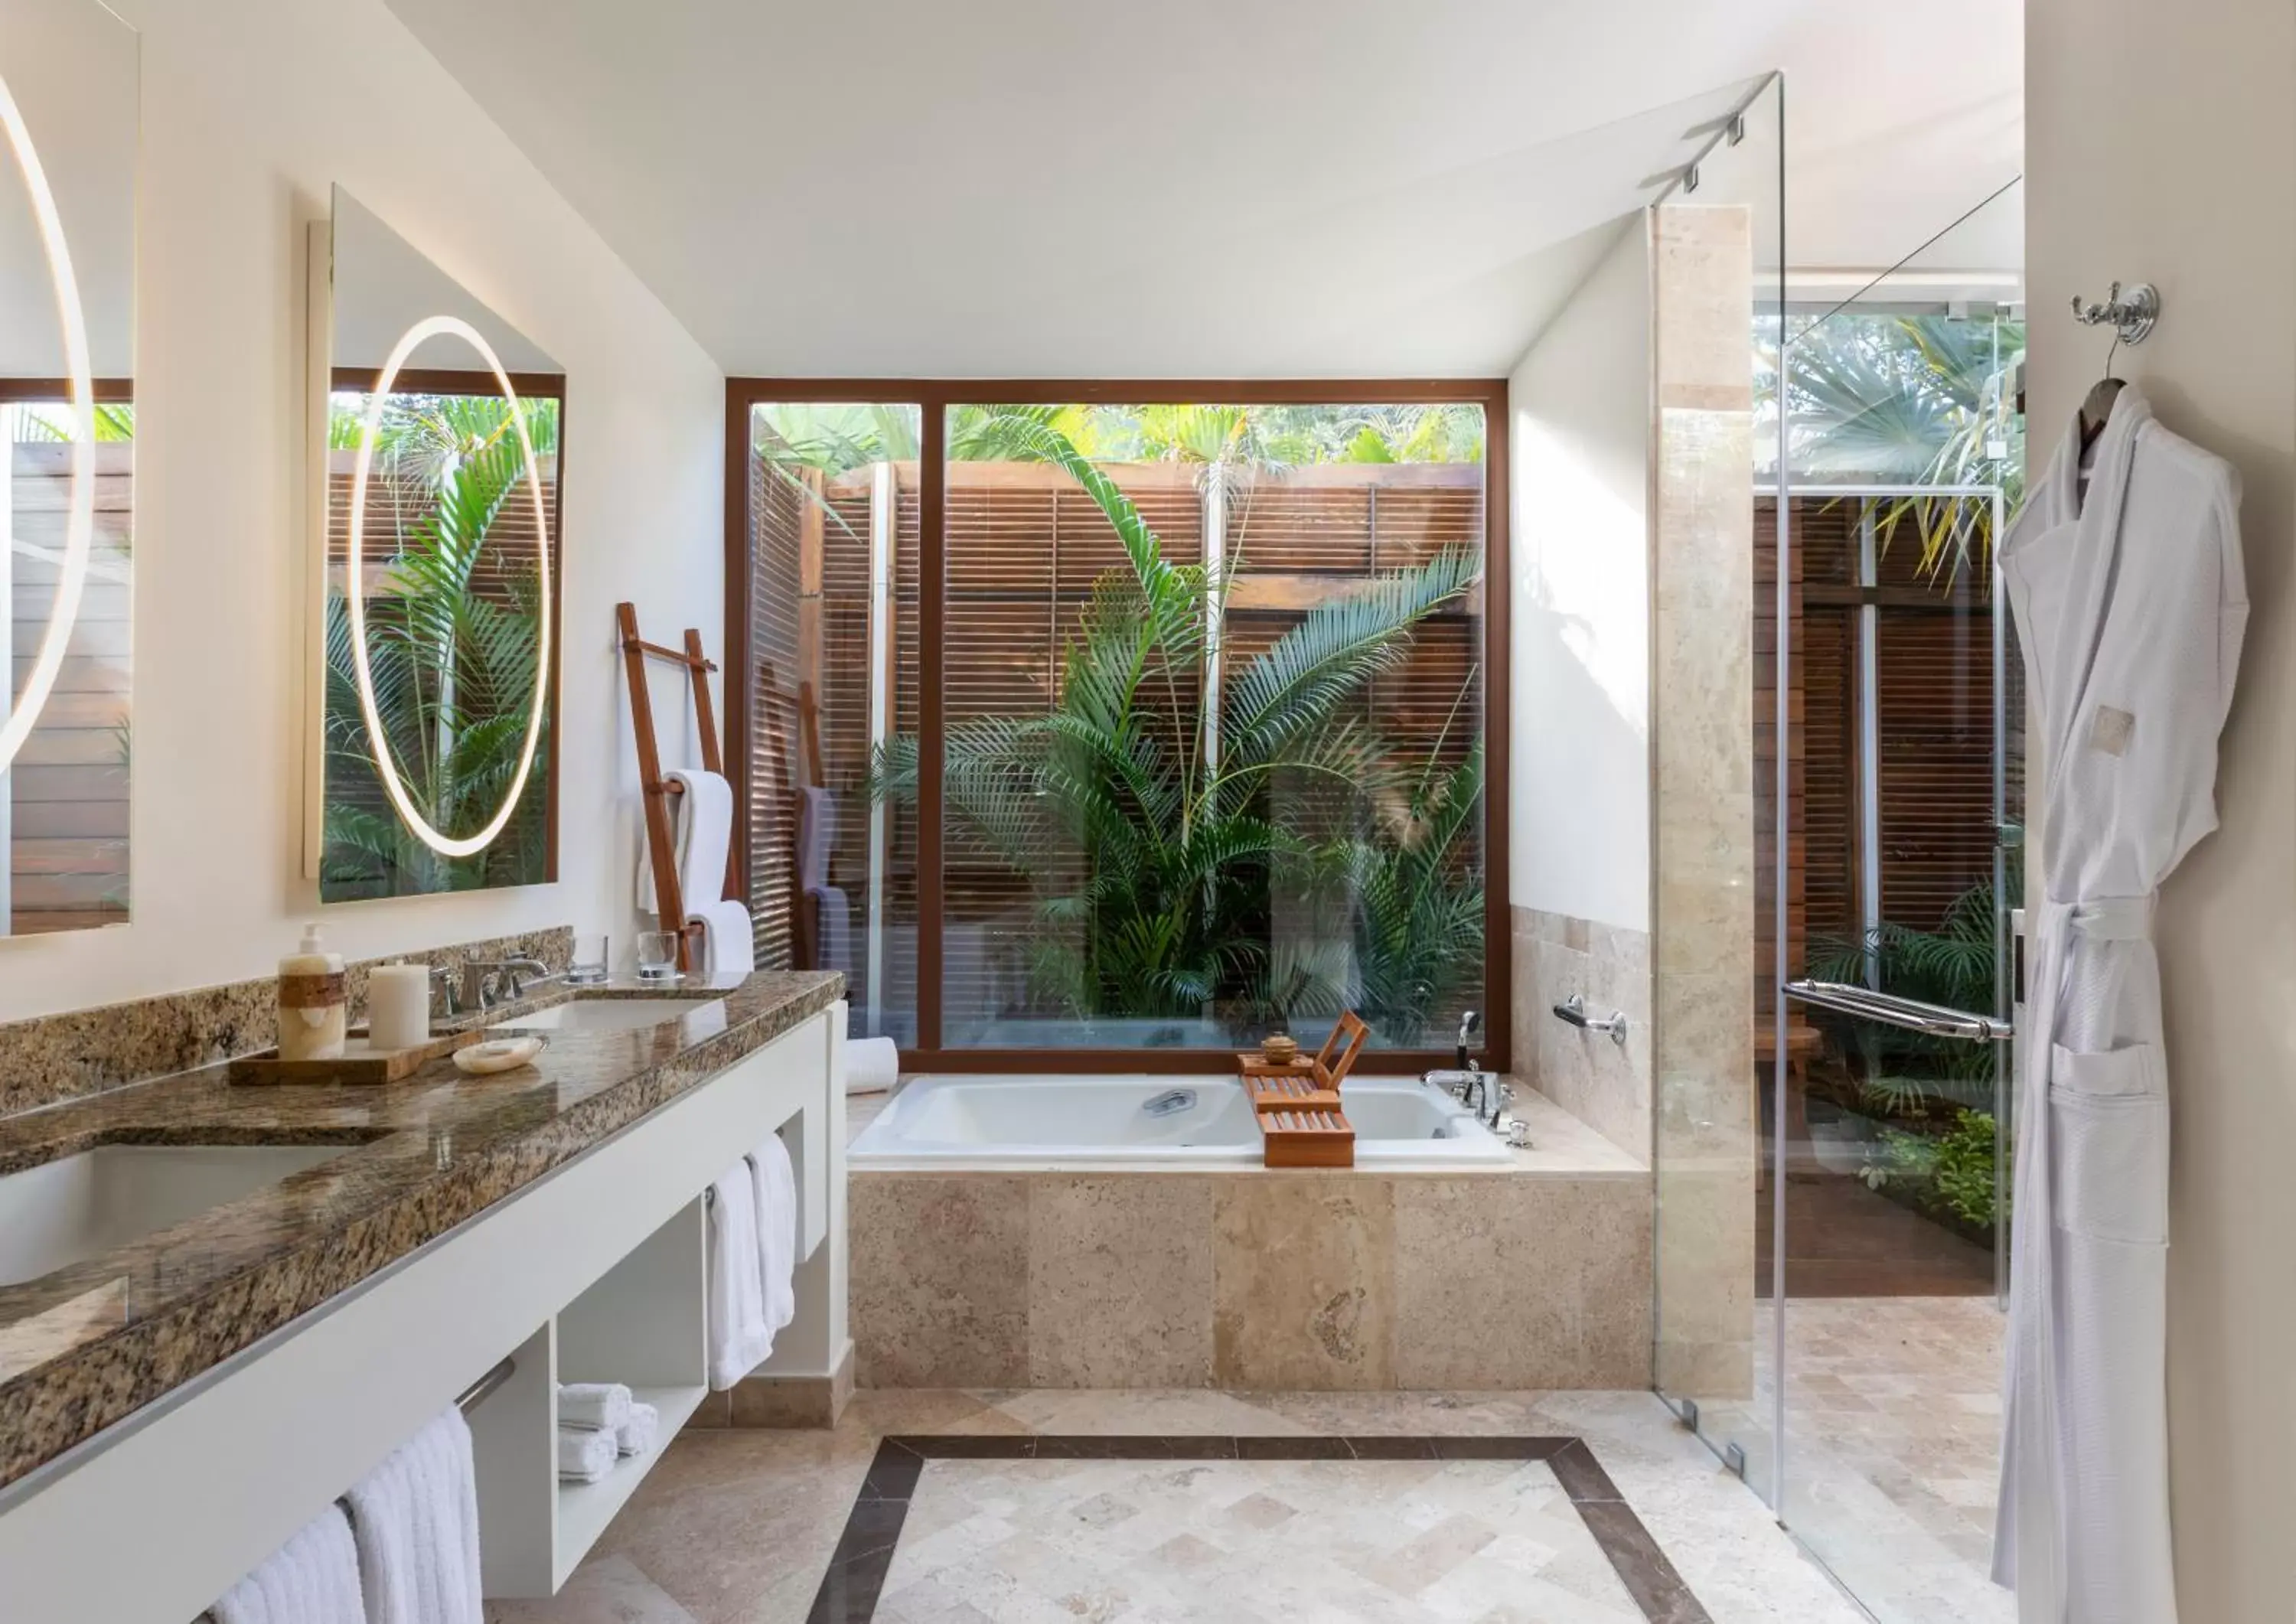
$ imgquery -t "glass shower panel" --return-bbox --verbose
[1772,181,2024,1623]
[1648,71,1784,1496]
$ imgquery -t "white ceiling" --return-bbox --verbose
[385,0,2021,378]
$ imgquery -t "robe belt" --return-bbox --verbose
[2037,892,2155,942]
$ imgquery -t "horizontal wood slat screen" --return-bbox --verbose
[1757,494,2007,1026]
[8,441,132,934]
[743,446,1487,1045]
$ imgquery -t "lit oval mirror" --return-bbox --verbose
[314,188,563,901]
[0,0,135,939]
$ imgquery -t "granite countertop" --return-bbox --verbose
[0,969,842,1493]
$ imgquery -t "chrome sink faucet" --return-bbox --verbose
[461,956,554,1011]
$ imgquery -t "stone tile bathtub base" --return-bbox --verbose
[852,1170,1653,1393]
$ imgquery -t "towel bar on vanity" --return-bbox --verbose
[195,1355,517,1621]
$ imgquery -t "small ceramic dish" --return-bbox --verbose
[453,1034,549,1075]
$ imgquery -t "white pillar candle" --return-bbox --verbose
[367,961,431,1051]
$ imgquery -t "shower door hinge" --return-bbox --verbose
[1724,1441,1749,1479]
[1676,1397,1699,1430]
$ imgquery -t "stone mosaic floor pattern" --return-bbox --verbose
[485,1388,1865,1624]
[876,1456,1643,1623]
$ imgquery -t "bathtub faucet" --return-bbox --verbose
[1454,1009,1482,1069]
[1425,1062,1511,1130]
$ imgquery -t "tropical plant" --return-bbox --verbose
[1346,736,1486,1044]
[1862,1108,2004,1231]
[867,413,1481,1040]
[1785,311,2024,587]
[321,392,555,896]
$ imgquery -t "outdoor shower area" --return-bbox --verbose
[726,391,1499,1070]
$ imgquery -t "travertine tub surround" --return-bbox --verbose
[1512,905,1653,1161]
[851,1155,1651,1394]
[0,925,575,1117]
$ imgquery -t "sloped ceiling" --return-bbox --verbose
[384,0,2020,377]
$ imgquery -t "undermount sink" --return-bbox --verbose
[0,1145,349,1288]
[490,997,727,1035]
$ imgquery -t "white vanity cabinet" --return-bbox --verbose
[0,1003,847,1622]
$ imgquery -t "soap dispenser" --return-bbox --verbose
[279,922,347,1061]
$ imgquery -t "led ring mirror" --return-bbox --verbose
[344,315,553,858]
[0,65,96,774]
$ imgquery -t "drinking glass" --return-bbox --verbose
[636,930,680,983]
[569,933,609,985]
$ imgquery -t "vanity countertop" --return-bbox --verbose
[0,969,843,1492]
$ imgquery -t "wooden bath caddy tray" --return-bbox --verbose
[1241,1071,1345,1114]
[229,1026,478,1086]
[1258,1106,1356,1169]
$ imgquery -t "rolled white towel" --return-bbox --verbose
[557,1382,632,1431]
[846,1035,899,1094]
[616,1400,660,1459]
[212,1504,364,1624]
[557,1425,619,1485]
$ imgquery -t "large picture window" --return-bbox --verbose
[729,384,1505,1068]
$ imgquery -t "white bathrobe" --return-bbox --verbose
[1994,385,2246,1623]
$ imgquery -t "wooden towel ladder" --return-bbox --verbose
[617,602,721,973]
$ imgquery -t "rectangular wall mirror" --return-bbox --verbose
[310,186,563,902]
[0,0,136,938]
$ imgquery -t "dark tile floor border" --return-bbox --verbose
[807,1434,1714,1624]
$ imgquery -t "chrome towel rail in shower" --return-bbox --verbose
[1551,993,1628,1046]
[1783,980,2013,1042]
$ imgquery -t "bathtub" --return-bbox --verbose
[848,1073,1514,1170]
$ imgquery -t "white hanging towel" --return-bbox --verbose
[748,1131,799,1335]
[706,1160,771,1389]
[343,1407,484,1624]
[636,768,735,916]
[1994,384,2246,1624]
[692,897,756,976]
[211,1504,364,1624]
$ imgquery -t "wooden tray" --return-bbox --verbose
[229,1026,478,1086]
[1242,1071,1345,1114]
[1259,1106,1355,1169]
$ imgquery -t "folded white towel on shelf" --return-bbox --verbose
[211,1504,364,1624]
[344,1406,484,1624]
[693,897,755,975]
[706,1159,771,1390]
[556,1381,633,1432]
[617,1400,660,1459]
[748,1129,798,1336]
[557,1425,619,1485]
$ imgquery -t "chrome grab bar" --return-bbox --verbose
[1551,993,1628,1046]
[1783,980,2014,1042]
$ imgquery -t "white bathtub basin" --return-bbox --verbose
[849,1075,1514,1169]
[0,1144,350,1287]
[491,997,726,1035]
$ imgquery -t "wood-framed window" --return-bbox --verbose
[724,380,1510,1074]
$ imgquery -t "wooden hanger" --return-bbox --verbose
[2079,334,2125,451]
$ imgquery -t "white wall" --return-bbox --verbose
[2025,0,2296,1616]
[0,0,726,1022]
[1508,217,1652,932]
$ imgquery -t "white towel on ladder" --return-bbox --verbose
[636,768,734,917]
[693,898,755,976]
[344,1407,484,1624]
[749,1130,798,1335]
[211,1505,364,1624]
[707,1161,771,1389]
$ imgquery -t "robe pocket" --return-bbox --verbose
[2048,1043,2167,1244]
